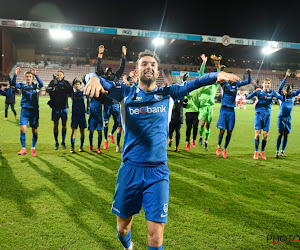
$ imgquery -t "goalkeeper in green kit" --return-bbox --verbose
[198,54,224,150]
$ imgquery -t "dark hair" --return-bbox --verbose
[136,49,160,68]
[72,78,81,86]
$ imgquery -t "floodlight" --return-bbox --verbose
[152,37,165,46]
[49,29,72,40]
[262,46,282,55]
[262,46,274,55]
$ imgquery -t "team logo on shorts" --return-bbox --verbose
[154,94,163,101]
[163,204,168,213]
[161,204,168,217]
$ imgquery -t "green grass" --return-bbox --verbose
[1,96,300,249]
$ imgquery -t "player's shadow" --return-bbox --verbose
[3,119,19,126]
[23,157,118,249]
[0,154,35,217]
[64,154,118,189]
[168,159,300,238]
[64,153,149,247]
[73,150,121,165]
[168,150,213,161]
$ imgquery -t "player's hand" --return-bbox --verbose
[84,76,108,98]
[98,45,105,54]
[216,71,240,84]
[200,54,207,63]
[129,71,137,83]
[286,69,291,78]
[246,68,252,75]
[255,88,261,92]
[15,67,21,76]
[30,67,37,76]
[122,46,127,56]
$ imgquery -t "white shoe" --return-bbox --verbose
[124,241,133,250]
[116,146,120,153]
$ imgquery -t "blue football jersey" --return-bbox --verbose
[278,79,300,117]
[12,75,44,109]
[71,89,86,116]
[89,98,103,116]
[220,76,252,107]
[247,89,283,115]
[86,72,218,163]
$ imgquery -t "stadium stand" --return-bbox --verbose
[7,60,300,100]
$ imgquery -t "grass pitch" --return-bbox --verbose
[1,96,300,249]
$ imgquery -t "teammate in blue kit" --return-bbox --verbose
[46,70,72,150]
[70,79,87,153]
[216,68,252,158]
[97,45,127,150]
[0,82,12,97]
[12,67,43,156]
[0,83,12,152]
[88,96,104,154]
[275,69,300,158]
[84,49,239,250]
[247,78,284,160]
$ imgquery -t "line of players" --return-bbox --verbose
[2,49,300,160]
[4,45,135,156]
[168,54,300,160]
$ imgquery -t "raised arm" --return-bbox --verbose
[115,46,127,80]
[11,67,22,88]
[236,69,252,88]
[30,67,44,88]
[279,69,290,94]
[96,45,105,76]
[292,88,300,97]
[199,54,207,77]
[169,71,240,100]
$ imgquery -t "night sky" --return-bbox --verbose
[1,0,300,43]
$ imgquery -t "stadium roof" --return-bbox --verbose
[1,19,300,66]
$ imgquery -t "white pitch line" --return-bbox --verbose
[0,100,49,113]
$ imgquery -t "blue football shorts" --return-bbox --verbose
[254,112,271,131]
[103,104,120,123]
[88,114,103,131]
[277,115,292,133]
[111,160,170,223]
[20,107,39,128]
[52,108,68,121]
[216,107,235,131]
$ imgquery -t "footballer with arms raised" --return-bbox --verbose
[84,49,239,250]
